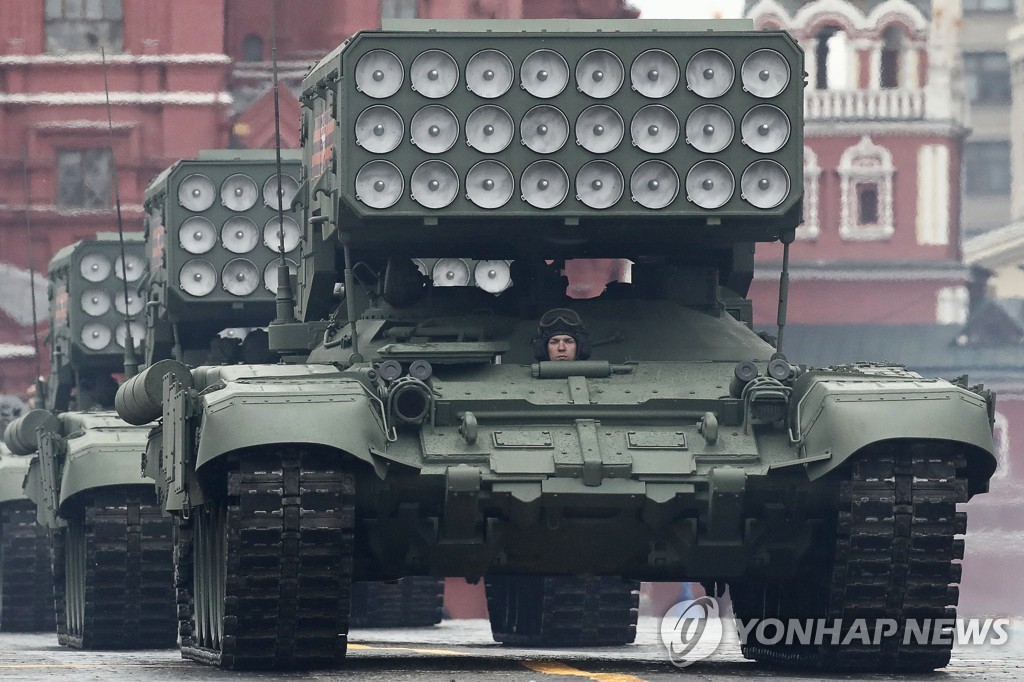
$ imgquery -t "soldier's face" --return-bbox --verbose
[547,334,577,361]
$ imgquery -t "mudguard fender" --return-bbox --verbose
[194,376,389,474]
[792,374,997,495]
[34,434,65,529]
[21,457,62,528]
[57,437,152,511]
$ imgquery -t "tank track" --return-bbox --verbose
[0,500,55,632]
[59,487,176,649]
[349,577,445,628]
[51,526,67,641]
[177,450,354,669]
[485,575,640,647]
[734,447,967,672]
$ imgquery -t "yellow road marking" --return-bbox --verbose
[349,642,472,656]
[522,660,647,682]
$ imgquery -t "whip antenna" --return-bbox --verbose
[21,146,45,407]
[270,0,297,325]
[102,47,138,378]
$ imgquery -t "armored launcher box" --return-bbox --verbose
[4,234,176,649]
[119,20,997,671]
[141,149,303,367]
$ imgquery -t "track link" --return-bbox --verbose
[178,449,354,669]
[734,447,968,672]
[0,500,55,632]
[60,487,176,649]
[349,577,445,628]
[485,575,640,647]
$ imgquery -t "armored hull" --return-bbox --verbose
[13,411,176,649]
[139,296,996,669]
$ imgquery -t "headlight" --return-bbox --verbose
[742,49,790,98]
[80,290,111,316]
[741,160,790,209]
[410,161,459,209]
[222,216,260,254]
[466,50,513,98]
[474,260,512,293]
[179,259,217,297]
[686,49,735,98]
[411,50,459,98]
[630,49,678,98]
[114,254,143,282]
[222,259,260,297]
[262,174,299,211]
[179,216,216,254]
[114,292,144,316]
[576,49,624,99]
[686,160,735,209]
[178,173,215,211]
[79,253,111,282]
[263,216,300,253]
[576,161,623,209]
[81,323,111,350]
[115,321,145,348]
[432,258,471,286]
[355,49,403,98]
[221,173,258,211]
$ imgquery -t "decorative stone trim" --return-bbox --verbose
[838,135,895,240]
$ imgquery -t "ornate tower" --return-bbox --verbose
[746,0,970,328]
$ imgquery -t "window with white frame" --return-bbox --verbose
[57,148,113,209]
[936,286,968,325]
[838,136,895,240]
[798,146,821,240]
[45,0,123,53]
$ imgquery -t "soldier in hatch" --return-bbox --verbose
[532,308,592,362]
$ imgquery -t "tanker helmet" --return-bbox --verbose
[532,308,591,361]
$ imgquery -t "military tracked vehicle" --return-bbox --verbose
[4,234,177,649]
[0,434,54,632]
[138,149,444,630]
[117,19,997,671]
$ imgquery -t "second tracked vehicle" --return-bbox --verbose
[119,19,998,671]
[138,149,445,631]
[5,234,177,649]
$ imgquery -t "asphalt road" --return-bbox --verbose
[1,617,1021,681]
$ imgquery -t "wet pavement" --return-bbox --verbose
[2,617,1022,681]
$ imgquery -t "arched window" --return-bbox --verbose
[880,26,903,89]
[838,136,895,240]
[814,25,851,89]
[243,35,264,62]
